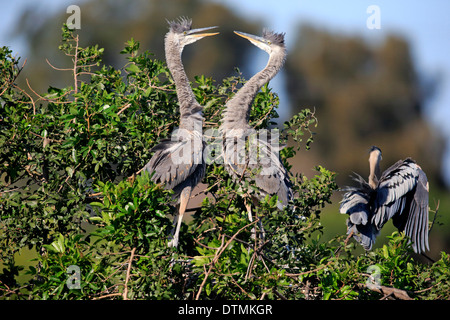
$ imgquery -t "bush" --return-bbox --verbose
[1,25,449,300]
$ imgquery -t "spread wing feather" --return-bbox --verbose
[340,159,430,254]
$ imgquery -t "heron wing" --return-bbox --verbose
[143,137,205,196]
[254,162,292,206]
[255,138,293,205]
[225,137,293,207]
[392,168,430,253]
[340,188,370,225]
[340,178,378,250]
[340,191,376,250]
[373,159,429,253]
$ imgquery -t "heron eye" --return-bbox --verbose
[268,41,272,45]
[183,31,187,35]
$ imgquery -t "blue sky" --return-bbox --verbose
[1,0,450,186]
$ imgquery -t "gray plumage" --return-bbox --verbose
[340,146,430,254]
[144,135,205,197]
[142,18,218,247]
[220,30,292,207]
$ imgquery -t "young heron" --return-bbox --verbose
[340,146,430,254]
[143,18,218,247]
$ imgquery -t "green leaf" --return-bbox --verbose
[126,64,140,73]
[192,255,211,267]
[382,245,389,259]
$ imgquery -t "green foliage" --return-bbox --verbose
[1,25,449,300]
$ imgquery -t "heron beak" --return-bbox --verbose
[188,26,220,38]
[233,31,266,44]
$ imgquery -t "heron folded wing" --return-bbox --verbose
[143,138,205,195]
[254,165,292,207]
[223,136,293,207]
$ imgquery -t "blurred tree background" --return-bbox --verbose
[286,24,444,186]
[12,0,262,93]
[4,0,450,257]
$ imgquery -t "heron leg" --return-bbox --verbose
[244,199,256,240]
[255,213,265,240]
[251,196,265,241]
[168,186,192,248]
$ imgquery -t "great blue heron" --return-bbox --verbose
[340,146,430,254]
[220,30,293,228]
[143,18,218,247]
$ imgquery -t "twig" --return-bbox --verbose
[190,179,222,199]
[146,74,175,92]
[284,259,334,278]
[428,199,440,235]
[218,158,250,233]
[245,251,257,280]
[28,131,63,143]
[0,280,30,298]
[230,277,253,299]
[87,192,103,198]
[252,104,275,128]
[0,187,21,195]
[117,103,131,116]
[73,34,80,95]
[12,80,37,114]
[195,220,258,300]
[414,281,440,294]
[357,283,413,300]
[46,58,72,71]
[24,79,38,115]
[93,292,122,300]
[195,235,225,300]
[0,58,27,96]
[334,231,354,255]
[57,163,81,193]
[148,83,175,92]
[272,288,287,300]
[122,247,136,300]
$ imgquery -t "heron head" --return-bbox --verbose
[234,29,285,54]
[369,146,382,164]
[167,17,219,49]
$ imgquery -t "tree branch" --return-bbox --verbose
[122,247,136,300]
[357,283,413,300]
[195,220,258,300]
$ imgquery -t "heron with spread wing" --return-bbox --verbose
[143,18,218,247]
[340,146,430,254]
[220,30,293,225]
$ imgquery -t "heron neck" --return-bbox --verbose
[220,47,286,130]
[165,37,203,131]
[368,156,381,189]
